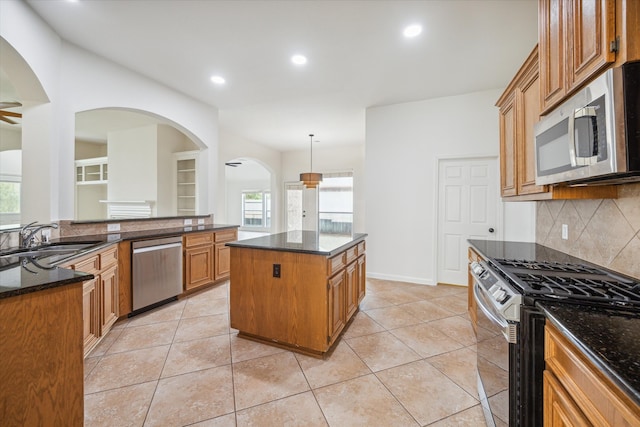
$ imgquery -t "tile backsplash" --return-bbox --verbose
[536,183,640,280]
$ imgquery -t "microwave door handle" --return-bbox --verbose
[572,106,599,166]
[568,112,578,167]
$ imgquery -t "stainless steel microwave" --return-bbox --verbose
[534,61,640,186]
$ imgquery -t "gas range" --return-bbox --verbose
[488,258,640,312]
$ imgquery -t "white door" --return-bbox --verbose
[437,157,499,286]
[285,182,318,232]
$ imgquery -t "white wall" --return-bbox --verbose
[108,126,158,210]
[0,127,21,151]
[1,0,220,223]
[365,89,535,285]
[282,144,366,233]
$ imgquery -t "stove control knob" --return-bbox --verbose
[471,262,485,277]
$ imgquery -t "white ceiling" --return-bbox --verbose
[24,0,538,151]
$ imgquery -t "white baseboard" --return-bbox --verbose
[366,272,435,286]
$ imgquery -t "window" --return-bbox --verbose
[242,191,271,228]
[0,176,21,228]
[318,172,353,235]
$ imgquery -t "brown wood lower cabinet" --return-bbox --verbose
[467,246,481,332]
[0,284,84,426]
[230,239,366,357]
[544,323,640,426]
[184,229,237,291]
[63,244,119,357]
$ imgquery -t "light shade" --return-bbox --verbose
[300,172,323,188]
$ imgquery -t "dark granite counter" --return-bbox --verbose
[0,223,238,299]
[227,231,367,256]
[468,239,598,266]
[539,302,640,406]
[0,266,93,299]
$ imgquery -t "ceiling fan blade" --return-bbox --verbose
[0,110,22,118]
[0,101,21,109]
[0,115,17,125]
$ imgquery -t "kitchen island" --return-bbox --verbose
[228,231,367,357]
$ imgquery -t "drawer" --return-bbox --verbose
[73,254,100,274]
[357,241,366,255]
[328,252,346,277]
[184,232,214,248]
[99,245,118,269]
[545,324,639,426]
[214,229,237,243]
[345,245,358,264]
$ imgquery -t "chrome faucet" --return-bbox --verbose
[19,222,59,248]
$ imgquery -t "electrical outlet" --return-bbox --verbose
[197,218,205,225]
[562,224,568,240]
[184,219,193,226]
[107,223,120,232]
[273,264,281,278]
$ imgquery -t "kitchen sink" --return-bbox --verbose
[0,241,102,262]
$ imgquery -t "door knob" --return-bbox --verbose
[488,228,495,233]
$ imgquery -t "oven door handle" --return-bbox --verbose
[474,283,517,343]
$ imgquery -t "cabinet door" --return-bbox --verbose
[499,94,517,197]
[101,265,119,333]
[543,370,591,427]
[214,242,231,280]
[539,0,567,111]
[83,278,100,357]
[184,245,214,290]
[345,262,358,320]
[357,255,366,304]
[327,272,346,345]
[566,0,615,90]
[517,68,546,195]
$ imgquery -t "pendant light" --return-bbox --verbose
[300,133,323,188]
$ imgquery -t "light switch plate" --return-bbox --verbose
[107,223,120,232]
[198,218,205,225]
[184,219,193,225]
[561,224,568,240]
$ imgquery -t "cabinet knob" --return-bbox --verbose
[488,228,495,233]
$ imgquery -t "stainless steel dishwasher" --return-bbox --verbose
[132,236,183,312]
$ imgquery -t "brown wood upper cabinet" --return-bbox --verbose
[539,0,640,114]
[497,47,545,198]
[497,46,618,201]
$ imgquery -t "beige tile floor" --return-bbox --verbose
[84,279,487,427]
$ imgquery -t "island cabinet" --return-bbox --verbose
[229,236,366,357]
[63,244,119,357]
[0,283,84,426]
[183,228,237,291]
[544,323,640,426]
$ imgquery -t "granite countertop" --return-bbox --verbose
[467,239,598,266]
[226,231,367,256]
[539,302,640,406]
[0,223,238,299]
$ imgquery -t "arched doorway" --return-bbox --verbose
[224,158,273,239]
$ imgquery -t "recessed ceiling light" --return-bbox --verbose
[210,75,226,85]
[291,55,307,65]
[403,24,423,38]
